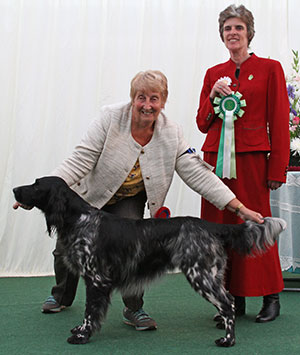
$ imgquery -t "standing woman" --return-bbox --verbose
[196,4,290,323]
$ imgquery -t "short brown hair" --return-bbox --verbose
[218,4,255,46]
[130,70,168,104]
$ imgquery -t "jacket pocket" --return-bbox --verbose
[241,125,267,146]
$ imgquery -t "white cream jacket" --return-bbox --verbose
[52,102,235,217]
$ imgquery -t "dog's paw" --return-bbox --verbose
[70,325,82,335]
[215,337,235,347]
[216,320,225,329]
[67,333,90,344]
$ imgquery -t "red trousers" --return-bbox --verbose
[201,152,284,296]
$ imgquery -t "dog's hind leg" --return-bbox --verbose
[67,275,112,344]
[183,267,235,347]
[213,291,235,347]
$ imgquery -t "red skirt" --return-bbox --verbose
[201,151,284,296]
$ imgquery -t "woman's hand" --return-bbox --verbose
[226,198,264,223]
[237,205,264,224]
[210,80,232,99]
[267,180,283,190]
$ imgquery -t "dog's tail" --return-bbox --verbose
[227,217,286,255]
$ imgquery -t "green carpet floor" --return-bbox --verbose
[1,272,300,355]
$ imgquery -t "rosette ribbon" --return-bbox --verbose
[213,92,246,179]
[154,206,171,219]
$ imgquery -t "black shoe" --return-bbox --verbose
[255,294,280,323]
[235,296,246,316]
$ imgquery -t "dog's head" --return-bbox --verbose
[13,176,68,210]
[13,176,72,234]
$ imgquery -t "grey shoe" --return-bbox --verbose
[123,307,157,330]
[42,295,65,313]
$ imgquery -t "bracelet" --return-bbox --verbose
[235,203,244,215]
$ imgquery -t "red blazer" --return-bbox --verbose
[196,54,290,183]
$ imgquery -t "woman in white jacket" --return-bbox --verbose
[41,70,263,331]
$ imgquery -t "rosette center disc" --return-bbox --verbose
[221,96,238,113]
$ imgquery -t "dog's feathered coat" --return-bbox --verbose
[13,176,286,347]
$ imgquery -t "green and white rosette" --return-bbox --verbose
[213,92,246,179]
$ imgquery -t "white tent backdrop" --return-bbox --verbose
[0,0,299,276]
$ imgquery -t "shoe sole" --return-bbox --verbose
[123,319,157,331]
[41,305,66,313]
[255,318,276,323]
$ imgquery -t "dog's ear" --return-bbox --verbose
[45,184,68,235]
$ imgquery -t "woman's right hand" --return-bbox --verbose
[226,198,264,224]
[238,205,264,224]
[210,80,232,99]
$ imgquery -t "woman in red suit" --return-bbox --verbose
[196,4,290,323]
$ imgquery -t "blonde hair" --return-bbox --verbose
[130,70,168,104]
[218,4,255,46]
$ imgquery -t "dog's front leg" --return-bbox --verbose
[67,275,112,344]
